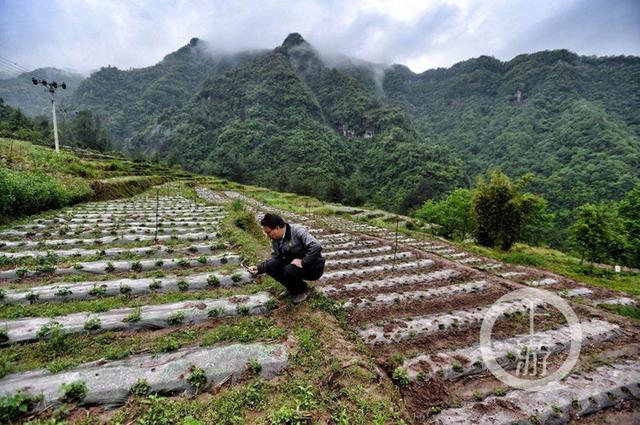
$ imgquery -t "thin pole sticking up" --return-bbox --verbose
[392,215,399,271]
[154,188,159,242]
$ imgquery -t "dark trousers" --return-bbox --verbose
[262,258,324,294]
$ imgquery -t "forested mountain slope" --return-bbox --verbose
[378,51,640,217]
[71,38,266,146]
[0,67,83,117]
[125,34,462,211]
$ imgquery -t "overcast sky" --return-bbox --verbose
[1,0,639,76]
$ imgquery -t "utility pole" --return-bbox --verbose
[32,78,66,153]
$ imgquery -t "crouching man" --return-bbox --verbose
[249,213,325,304]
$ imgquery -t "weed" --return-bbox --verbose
[154,336,181,353]
[47,357,78,373]
[494,387,507,397]
[392,368,410,388]
[105,346,131,360]
[0,392,40,423]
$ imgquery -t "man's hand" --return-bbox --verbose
[248,266,259,275]
[290,258,303,268]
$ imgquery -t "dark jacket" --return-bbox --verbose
[257,223,325,273]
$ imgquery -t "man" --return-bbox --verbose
[249,213,325,304]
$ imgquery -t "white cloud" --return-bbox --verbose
[0,0,637,75]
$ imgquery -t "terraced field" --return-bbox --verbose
[0,184,287,420]
[204,188,640,424]
[2,183,638,423]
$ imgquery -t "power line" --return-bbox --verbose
[0,55,30,73]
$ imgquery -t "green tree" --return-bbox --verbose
[472,170,547,250]
[617,182,640,267]
[67,110,111,152]
[415,188,475,240]
[569,202,627,265]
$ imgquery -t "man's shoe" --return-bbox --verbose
[292,291,309,304]
[278,289,290,299]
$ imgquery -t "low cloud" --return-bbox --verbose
[0,0,638,76]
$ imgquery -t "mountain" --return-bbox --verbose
[61,34,639,230]
[376,50,640,223]
[71,38,266,145]
[0,68,84,117]
[128,33,462,211]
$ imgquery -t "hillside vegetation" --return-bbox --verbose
[0,138,187,223]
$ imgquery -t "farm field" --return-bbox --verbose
[1,182,638,424]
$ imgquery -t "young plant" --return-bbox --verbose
[55,287,72,297]
[124,307,141,323]
[207,275,220,287]
[61,380,87,403]
[166,311,185,325]
[129,379,150,397]
[88,285,106,297]
[187,366,207,393]
[149,279,162,291]
[176,280,189,292]
[83,317,102,331]
[131,261,143,273]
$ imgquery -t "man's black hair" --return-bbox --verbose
[260,213,286,228]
